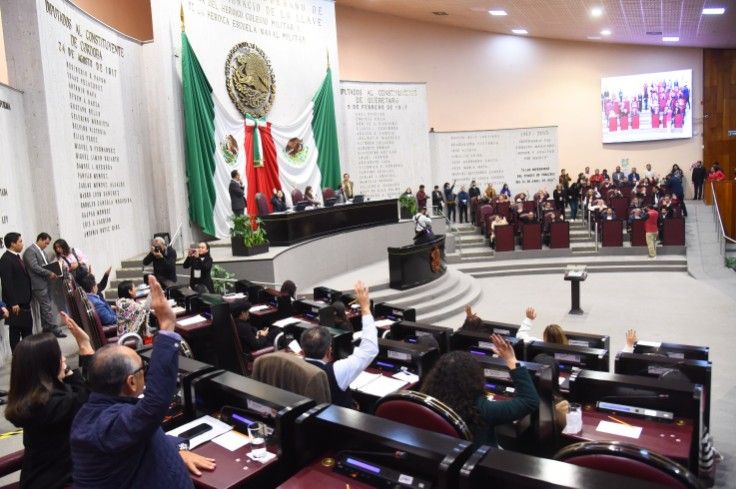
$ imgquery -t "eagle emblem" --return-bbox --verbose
[225,43,275,118]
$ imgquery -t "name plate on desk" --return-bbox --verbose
[387,350,411,362]
[177,314,207,327]
[595,420,642,439]
[554,353,582,363]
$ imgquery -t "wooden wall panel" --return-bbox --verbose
[70,0,152,42]
[712,181,736,240]
[703,49,736,186]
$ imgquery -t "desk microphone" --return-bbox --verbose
[599,394,670,402]
[335,449,408,461]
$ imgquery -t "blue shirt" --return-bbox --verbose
[458,191,469,205]
[87,293,117,326]
[71,332,192,489]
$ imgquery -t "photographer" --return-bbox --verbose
[182,242,214,293]
[142,237,177,287]
[413,207,433,244]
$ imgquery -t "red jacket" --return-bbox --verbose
[645,209,659,233]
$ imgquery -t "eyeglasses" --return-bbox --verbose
[129,364,146,377]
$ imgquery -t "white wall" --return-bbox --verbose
[336,6,704,186]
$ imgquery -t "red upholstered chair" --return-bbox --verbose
[0,449,23,489]
[621,186,632,199]
[522,200,537,213]
[630,219,646,246]
[554,441,701,489]
[494,224,515,252]
[549,221,570,248]
[255,192,270,216]
[663,217,686,245]
[479,205,493,235]
[291,189,304,204]
[322,187,336,201]
[373,390,472,440]
[495,201,511,219]
[609,197,628,221]
[521,223,542,250]
[601,219,624,247]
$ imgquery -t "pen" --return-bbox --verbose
[607,415,632,427]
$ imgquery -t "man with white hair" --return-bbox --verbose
[142,237,177,287]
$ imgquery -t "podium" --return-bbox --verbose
[388,235,446,290]
[564,268,588,315]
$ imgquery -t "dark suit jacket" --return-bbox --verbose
[142,246,178,285]
[229,179,246,213]
[70,333,192,488]
[0,250,32,306]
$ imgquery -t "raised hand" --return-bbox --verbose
[149,276,175,331]
[525,307,537,321]
[354,281,371,315]
[490,333,517,369]
[61,311,94,355]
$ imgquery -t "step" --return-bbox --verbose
[369,270,454,303]
[116,268,145,279]
[470,263,687,278]
[418,279,483,324]
[455,257,687,274]
[380,271,462,309]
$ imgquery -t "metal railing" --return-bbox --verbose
[709,182,736,260]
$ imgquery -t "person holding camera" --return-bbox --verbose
[182,242,214,293]
[142,237,177,288]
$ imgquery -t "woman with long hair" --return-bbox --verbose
[5,313,94,488]
[421,335,538,446]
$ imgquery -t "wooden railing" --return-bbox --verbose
[709,181,736,258]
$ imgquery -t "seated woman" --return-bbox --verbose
[500,183,511,197]
[331,301,353,332]
[115,280,151,337]
[271,189,288,212]
[5,313,93,489]
[79,274,116,326]
[53,239,111,291]
[489,214,508,249]
[280,280,297,301]
[304,186,320,206]
[421,335,539,447]
[183,242,214,293]
[231,301,275,353]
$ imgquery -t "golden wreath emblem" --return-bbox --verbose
[225,42,275,118]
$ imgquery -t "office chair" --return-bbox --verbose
[373,390,472,440]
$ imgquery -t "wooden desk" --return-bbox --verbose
[277,457,374,489]
[350,367,417,412]
[175,315,212,335]
[262,199,398,246]
[191,441,279,489]
[250,306,279,329]
[562,408,693,465]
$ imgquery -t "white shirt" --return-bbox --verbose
[332,314,379,391]
[33,243,48,265]
[516,316,540,343]
[414,213,432,233]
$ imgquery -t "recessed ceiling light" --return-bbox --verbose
[512,29,528,35]
[600,29,612,36]
[591,7,603,17]
[702,7,726,15]
[489,10,507,16]
[432,11,448,16]
[587,36,602,40]
[662,36,680,42]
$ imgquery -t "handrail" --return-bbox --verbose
[709,182,736,260]
[169,222,185,256]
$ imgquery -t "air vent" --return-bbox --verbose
[432,11,449,16]
[646,31,663,36]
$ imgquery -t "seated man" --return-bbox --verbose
[80,274,117,326]
[231,300,275,353]
[299,281,377,408]
[71,277,215,488]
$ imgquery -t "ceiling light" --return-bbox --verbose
[662,36,680,42]
[591,7,603,17]
[512,29,528,35]
[600,29,611,36]
[489,10,507,16]
[587,36,602,40]
[702,7,726,15]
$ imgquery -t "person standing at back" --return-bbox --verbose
[691,161,706,200]
[23,232,66,338]
[644,206,660,258]
[183,242,214,293]
[0,233,35,350]
[431,185,443,216]
[443,181,457,222]
[229,170,246,215]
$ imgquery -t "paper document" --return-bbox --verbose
[272,317,301,328]
[392,370,419,384]
[43,261,63,276]
[249,304,270,313]
[212,430,250,451]
[223,293,246,300]
[595,420,642,439]
[172,306,186,315]
[374,319,396,329]
[176,314,207,327]
[288,339,302,354]
[349,371,382,390]
[356,376,408,397]
[166,415,232,449]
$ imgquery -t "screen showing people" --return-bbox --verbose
[601,69,692,144]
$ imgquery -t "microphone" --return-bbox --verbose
[335,449,408,461]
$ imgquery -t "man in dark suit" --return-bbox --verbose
[229,170,246,215]
[142,237,177,287]
[23,232,65,337]
[0,232,34,349]
[70,277,215,488]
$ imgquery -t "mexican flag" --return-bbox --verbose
[182,32,341,238]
